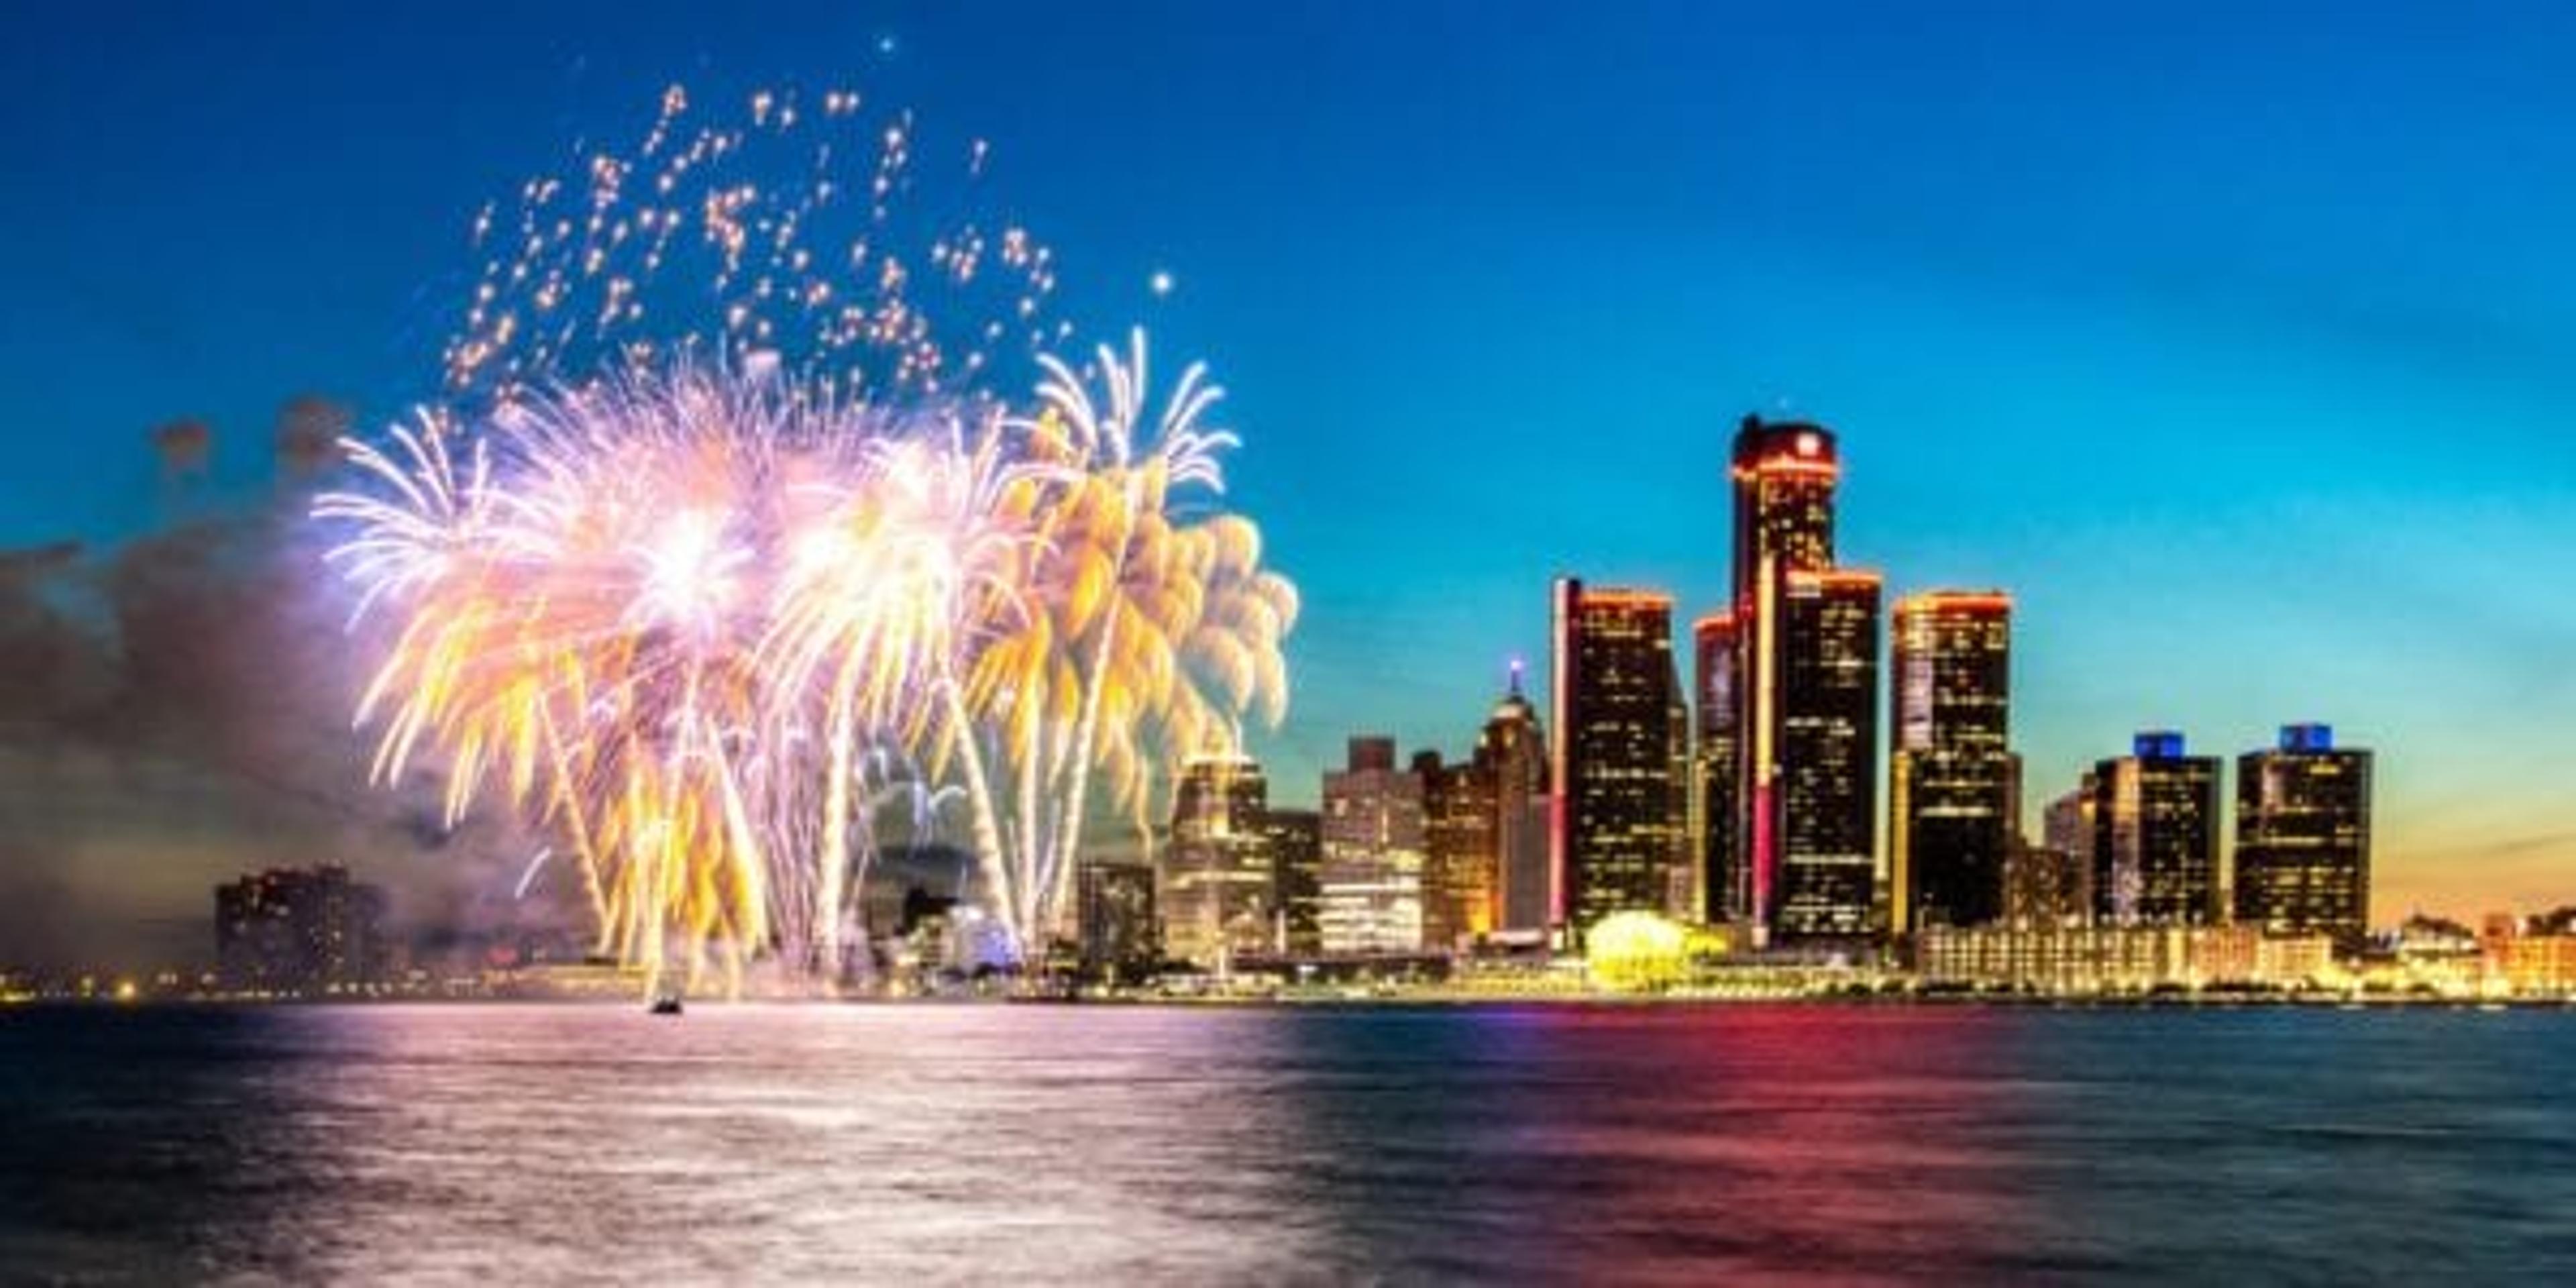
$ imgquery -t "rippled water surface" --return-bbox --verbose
[4,1004,2573,1283]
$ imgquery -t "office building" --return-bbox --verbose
[1263,807,1324,955]
[1076,861,1159,984]
[2091,732,2222,927]
[1889,590,2014,932]
[1691,613,1740,922]
[1419,751,1497,951]
[213,865,387,994]
[1727,417,1883,944]
[1476,665,1552,937]
[1161,753,1275,970]
[1320,737,1428,954]
[2234,723,2373,947]
[1550,579,1685,937]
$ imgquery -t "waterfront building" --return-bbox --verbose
[1726,417,1882,944]
[1419,751,1497,951]
[1161,753,1275,971]
[1770,568,1882,940]
[1474,665,1552,936]
[1690,612,1740,923]
[2480,914,2576,996]
[1263,807,1324,955]
[213,865,387,994]
[2038,782,2098,922]
[1075,861,1159,984]
[1549,579,1685,937]
[2234,723,2373,948]
[2090,733,2222,927]
[1915,924,2332,993]
[1888,590,2014,932]
[1320,737,1428,954]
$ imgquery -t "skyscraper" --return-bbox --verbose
[1263,807,1324,955]
[2091,732,2222,927]
[1320,737,1427,954]
[1418,749,1497,951]
[1476,664,1552,936]
[1161,753,1274,970]
[1772,568,1882,939]
[1889,590,2013,932]
[1727,416,1882,945]
[1549,579,1684,937]
[2234,723,2373,947]
[1691,613,1740,923]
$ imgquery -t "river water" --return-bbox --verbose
[3,1003,2571,1283]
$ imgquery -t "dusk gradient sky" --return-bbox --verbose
[3,1,2573,957]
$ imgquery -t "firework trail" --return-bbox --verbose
[322,86,1294,995]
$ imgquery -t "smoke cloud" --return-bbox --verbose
[0,397,560,974]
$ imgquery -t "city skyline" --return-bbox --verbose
[5,3,2575,975]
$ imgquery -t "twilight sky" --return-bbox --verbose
[3,1,2572,962]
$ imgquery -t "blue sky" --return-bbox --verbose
[3,1,2572,923]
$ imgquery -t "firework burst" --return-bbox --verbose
[323,86,1293,994]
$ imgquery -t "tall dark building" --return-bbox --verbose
[2235,723,2373,947]
[1161,753,1273,970]
[1727,417,1882,944]
[2091,732,2222,927]
[1476,665,1552,936]
[214,865,386,994]
[1771,568,1882,939]
[1263,808,1324,955]
[1691,613,1739,922]
[1076,861,1159,983]
[1550,579,1684,936]
[1889,590,2013,932]
[1418,749,1496,951]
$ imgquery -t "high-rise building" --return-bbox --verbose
[1320,737,1427,954]
[1727,416,1882,945]
[1476,664,1552,936]
[1418,750,1497,951]
[2091,732,2222,927]
[1889,591,2013,932]
[214,865,387,994]
[1549,579,1684,937]
[1161,753,1274,970]
[1770,568,1882,940]
[1076,861,1159,983]
[1691,613,1741,923]
[2234,723,2373,947]
[1263,807,1323,955]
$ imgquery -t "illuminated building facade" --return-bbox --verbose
[2002,842,2087,929]
[1263,808,1323,955]
[1915,924,2332,993]
[1691,613,1740,922]
[213,865,387,994]
[1771,568,1882,939]
[1727,417,1882,944]
[1418,749,1497,951]
[1320,737,1428,954]
[2233,723,2373,948]
[1076,861,1159,984]
[1475,666,1552,936]
[1888,591,2013,932]
[2090,733,2222,927]
[1549,579,1684,937]
[1161,753,1275,970]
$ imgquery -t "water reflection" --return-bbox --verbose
[3,1004,2572,1281]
